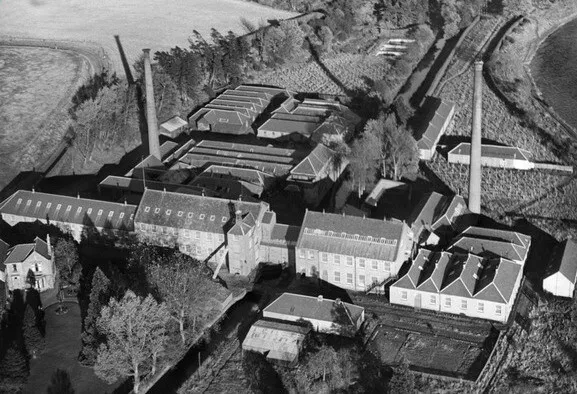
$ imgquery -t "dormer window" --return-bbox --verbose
[26,200,32,208]
[166,210,172,215]
[87,208,92,215]
[36,201,42,208]
[66,205,72,212]
[56,204,62,210]
[119,213,125,219]
[16,198,22,205]
[154,208,160,214]
[46,202,52,209]
[97,209,103,216]
[210,215,215,221]
[144,207,150,213]
[76,207,82,215]
[177,211,183,217]
[187,212,193,218]
[199,214,205,220]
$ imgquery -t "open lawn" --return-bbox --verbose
[25,302,118,394]
[0,46,83,189]
[0,0,297,75]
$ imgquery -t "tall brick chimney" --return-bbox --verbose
[142,48,161,160]
[468,60,483,214]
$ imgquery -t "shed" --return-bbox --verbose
[242,319,310,365]
[543,239,577,298]
[160,116,188,138]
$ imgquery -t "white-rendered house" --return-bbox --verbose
[543,239,577,298]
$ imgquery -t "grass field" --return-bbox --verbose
[0,46,82,189]
[0,0,297,75]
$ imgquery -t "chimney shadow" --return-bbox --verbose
[114,35,134,85]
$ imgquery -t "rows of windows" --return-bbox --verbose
[138,223,226,242]
[399,291,502,316]
[142,206,230,223]
[16,198,133,222]
[302,227,398,246]
[299,249,391,272]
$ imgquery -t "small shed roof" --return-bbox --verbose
[160,116,188,133]
[546,239,577,284]
[242,319,310,363]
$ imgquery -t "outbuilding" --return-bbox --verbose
[543,239,577,298]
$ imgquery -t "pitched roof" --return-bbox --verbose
[439,253,481,298]
[290,144,335,178]
[0,190,136,231]
[417,99,455,150]
[160,116,188,133]
[297,210,406,261]
[4,237,51,265]
[263,224,300,246]
[258,118,319,137]
[199,165,272,187]
[449,143,532,161]
[474,257,522,303]
[546,239,577,284]
[365,179,407,207]
[134,189,268,234]
[242,319,310,363]
[450,227,530,262]
[264,293,364,326]
[409,192,445,233]
[196,140,298,158]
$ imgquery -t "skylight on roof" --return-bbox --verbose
[210,215,215,221]
[108,211,114,218]
[97,209,103,216]
[154,208,160,214]
[87,208,92,215]
[36,201,41,208]
[16,198,22,205]
[166,210,172,215]
[188,212,193,218]
[145,207,150,213]
[177,211,183,217]
[119,213,124,219]
[200,214,205,220]
[66,205,72,212]
[222,216,227,222]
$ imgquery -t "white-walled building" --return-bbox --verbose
[543,239,577,298]
[391,227,530,323]
[0,236,55,292]
[263,293,365,337]
[417,98,456,160]
[448,143,534,170]
[295,210,413,292]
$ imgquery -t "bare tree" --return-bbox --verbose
[381,115,419,181]
[95,291,170,393]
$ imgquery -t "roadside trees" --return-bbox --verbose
[95,290,170,393]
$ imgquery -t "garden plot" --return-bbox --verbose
[0,0,297,75]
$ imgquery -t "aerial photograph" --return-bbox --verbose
[1,0,576,393]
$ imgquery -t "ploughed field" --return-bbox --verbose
[0,0,297,74]
[0,46,83,189]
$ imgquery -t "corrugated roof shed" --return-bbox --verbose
[297,210,405,261]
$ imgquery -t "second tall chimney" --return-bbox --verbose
[143,48,161,160]
[468,60,483,214]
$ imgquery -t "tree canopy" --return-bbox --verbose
[80,267,111,365]
[53,238,80,287]
[23,305,45,358]
[95,290,170,393]
[46,369,75,394]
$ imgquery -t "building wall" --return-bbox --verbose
[262,310,340,334]
[5,252,55,292]
[419,147,435,161]
[543,274,575,298]
[260,243,294,267]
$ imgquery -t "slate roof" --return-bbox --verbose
[125,155,166,177]
[263,224,300,246]
[258,118,319,137]
[176,154,293,176]
[198,165,273,187]
[417,99,456,150]
[160,116,188,133]
[474,257,522,303]
[546,239,577,284]
[264,293,364,325]
[196,140,298,158]
[297,210,406,261]
[190,146,295,165]
[409,192,445,234]
[449,143,532,161]
[450,227,530,262]
[0,190,136,231]
[99,176,216,197]
[4,237,51,265]
[289,144,335,179]
[134,189,268,234]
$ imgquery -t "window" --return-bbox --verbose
[367,236,373,242]
[166,209,172,215]
[380,238,385,243]
[218,234,224,242]
[154,208,160,214]
[461,300,468,310]
[384,262,391,272]
[222,216,227,223]
[35,263,40,272]
[299,249,305,259]
[188,212,194,218]
[210,215,215,221]
[87,208,92,215]
[347,273,353,285]
[401,291,407,301]
[341,232,346,238]
[334,271,341,282]
[140,223,146,231]
[46,202,52,209]
[359,258,365,268]
[151,226,157,233]
[372,277,378,285]
[144,206,150,213]
[108,211,114,218]
[119,212,124,219]
[25,200,32,208]
[199,214,205,220]
[334,255,340,265]
[219,118,229,123]
[322,270,328,280]
[177,211,183,217]
[328,231,334,236]
[307,250,314,259]
[495,305,502,315]
[194,231,200,240]
[36,201,42,208]
[16,198,22,205]
[346,256,353,266]
[354,234,359,240]
[76,207,82,215]
[66,205,72,212]
[445,297,452,308]
[184,229,191,238]
[359,275,365,286]
[430,295,436,305]
[477,302,484,313]
[12,264,17,272]
[97,209,103,216]
[372,260,379,270]
[321,252,328,262]
[56,204,62,210]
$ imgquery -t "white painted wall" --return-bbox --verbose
[543,273,575,298]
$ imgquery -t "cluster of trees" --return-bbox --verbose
[348,113,418,195]
[53,238,81,290]
[76,244,226,393]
